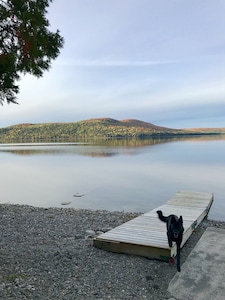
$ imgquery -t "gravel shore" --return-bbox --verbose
[0,204,224,300]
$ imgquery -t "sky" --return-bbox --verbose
[1,0,225,129]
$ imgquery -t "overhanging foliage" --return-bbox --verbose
[0,0,64,104]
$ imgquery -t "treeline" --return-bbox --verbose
[0,118,224,142]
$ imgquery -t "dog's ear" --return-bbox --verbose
[179,216,183,223]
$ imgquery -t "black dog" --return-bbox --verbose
[156,210,184,272]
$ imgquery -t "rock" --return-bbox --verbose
[85,230,96,238]
[73,193,84,197]
[61,201,72,205]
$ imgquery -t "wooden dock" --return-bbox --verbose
[93,191,214,261]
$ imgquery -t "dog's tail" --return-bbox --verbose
[156,210,168,222]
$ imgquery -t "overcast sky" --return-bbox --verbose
[1,0,225,129]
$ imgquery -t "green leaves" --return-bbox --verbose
[0,0,64,104]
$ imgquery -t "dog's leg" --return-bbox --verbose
[176,242,181,272]
[167,232,173,247]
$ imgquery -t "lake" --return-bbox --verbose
[0,136,224,221]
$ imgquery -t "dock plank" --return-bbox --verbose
[93,191,213,260]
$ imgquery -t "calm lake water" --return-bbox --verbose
[0,137,224,221]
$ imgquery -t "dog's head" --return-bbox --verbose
[171,216,184,239]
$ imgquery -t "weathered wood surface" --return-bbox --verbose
[93,191,214,260]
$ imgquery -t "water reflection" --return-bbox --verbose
[1,135,224,157]
[0,137,225,221]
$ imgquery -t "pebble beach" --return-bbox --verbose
[0,204,224,300]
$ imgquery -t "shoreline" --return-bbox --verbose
[0,204,224,299]
[1,202,224,222]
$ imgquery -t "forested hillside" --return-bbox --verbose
[0,118,224,142]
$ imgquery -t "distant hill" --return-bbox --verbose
[0,118,224,142]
